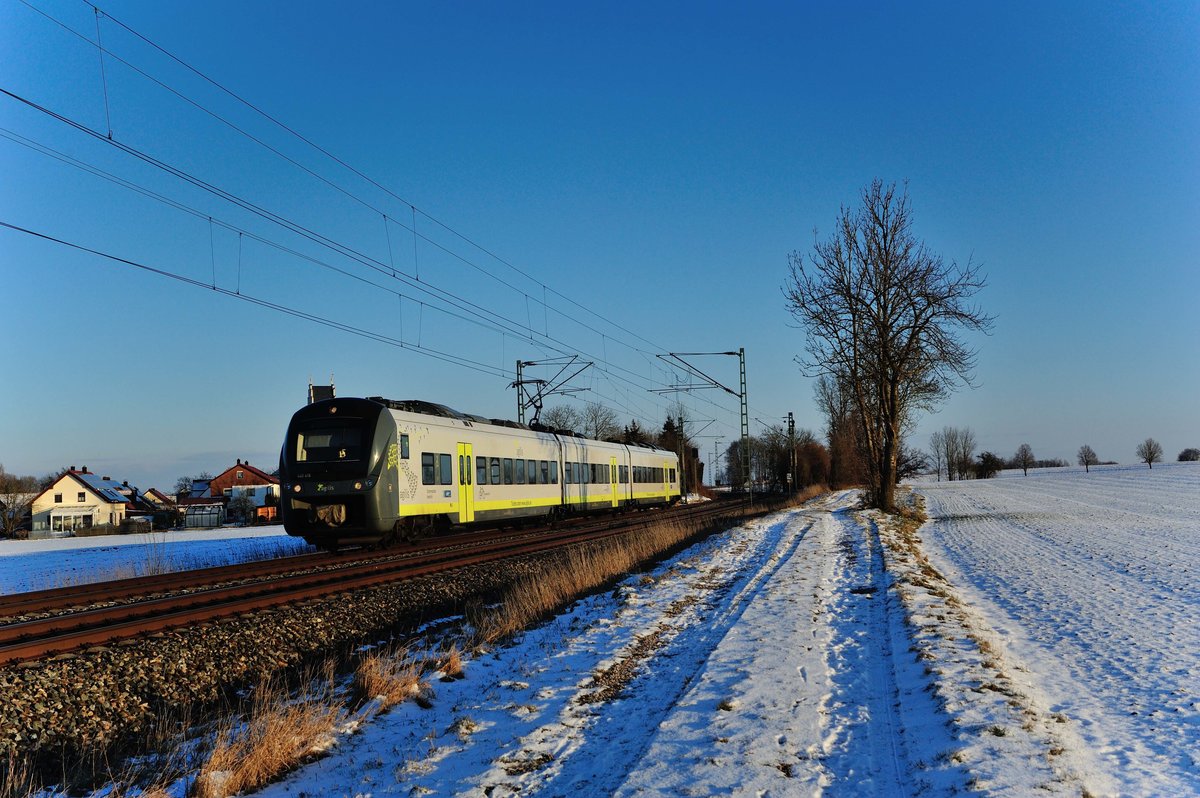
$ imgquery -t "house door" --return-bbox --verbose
[457,442,475,523]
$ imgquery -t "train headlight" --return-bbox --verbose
[354,481,363,490]
[293,484,302,493]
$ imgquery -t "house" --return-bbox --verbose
[29,466,155,534]
[142,488,176,509]
[208,459,280,509]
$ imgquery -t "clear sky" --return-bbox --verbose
[2,0,1197,491]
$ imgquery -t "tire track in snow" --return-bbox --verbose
[486,496,835,796]
[818,506,913,795]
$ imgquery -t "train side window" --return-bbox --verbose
[527,459,537,484]
[565,463,573,484]
[515,459,526,485]
[490,457,501,485]
[540,460,549,484]
[400,434,410,459]
[592,464,600,484]
[670,468,676,482]
[550,462,558,484]
[476,456,487,485]
[421,453,435,485]
[620,465,628,483]
[439,454,453,485]
[503,458,514,485]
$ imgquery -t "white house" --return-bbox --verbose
[30,467,147,534]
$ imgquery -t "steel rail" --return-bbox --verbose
[0,505,735,666]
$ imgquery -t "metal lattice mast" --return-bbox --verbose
[739,347,750,501]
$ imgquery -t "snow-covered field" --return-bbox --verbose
[0,525,313,594]
[7,464,1196,796]
[915,462,1200,796]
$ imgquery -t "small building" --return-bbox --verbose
[182,502,226,529]
[208,459,280,509]
[30,466,153,535]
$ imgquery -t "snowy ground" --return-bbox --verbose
[915,462,1200,796]
[0,525,313,594]
[11,466,1197,796]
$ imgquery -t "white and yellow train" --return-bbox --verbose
[280,397,681,550]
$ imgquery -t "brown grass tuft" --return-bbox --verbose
[354,647,428,712]
[191,665,344,798]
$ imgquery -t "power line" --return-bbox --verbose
[6,2,763,436]
[29,0,673,362]
[0,220,512,379]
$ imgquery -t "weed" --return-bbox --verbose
[190,664,344,798]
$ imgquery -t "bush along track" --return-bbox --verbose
[866,490,1106,797]
[0,497,782,796]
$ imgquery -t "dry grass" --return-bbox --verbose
[0,754,35,798]
[469,518,704,646]
[353,647,428,712]
[190,664,344,798]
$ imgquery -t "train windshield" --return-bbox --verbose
[295,418,366,463]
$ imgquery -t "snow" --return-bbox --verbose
[0,525,313,594]
[914,462,1200,796]
[14,464,1198,796]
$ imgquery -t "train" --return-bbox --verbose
[279,396,681,551]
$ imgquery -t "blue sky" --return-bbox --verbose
[2,0,1197,490]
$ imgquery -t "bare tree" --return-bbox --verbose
[929,430,945,481]
[785,180,992,510]
[954,427,977,480]
[541,405,583,432]
[1136,438,1164,469]
[1077,444,1099,473]
[582,402,620,441]
[0,464,39,538]
[1014,443,1035,476]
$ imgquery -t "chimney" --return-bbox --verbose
[70,465,76,472]
[82,466,88,474]
[237,458,242,465]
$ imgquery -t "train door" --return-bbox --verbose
[609,457,619,508]
[663,459,671,501]
[457,442,475,523]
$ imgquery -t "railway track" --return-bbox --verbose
[0,498,762,667]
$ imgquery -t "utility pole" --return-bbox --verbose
[787,411,796,497]
[655,348,749,504]
[712,439,722,487]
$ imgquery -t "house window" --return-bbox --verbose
[77,492,85,502]
[248,487,257,497]
[237,470,244,480]
[223,488,232,496]
[54,493,62,503]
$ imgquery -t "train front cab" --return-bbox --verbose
[280,398,399,548]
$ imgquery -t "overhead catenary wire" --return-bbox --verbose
[0,221,511,379]
[7,2,768,437]
[29,0,670,362]
[0,98,694,413]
